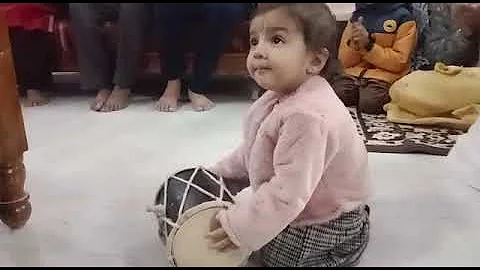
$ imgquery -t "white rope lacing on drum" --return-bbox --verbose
[202,168,236,203]
[148,166,237,234]
[146,173,179,235]
[176,166,199,221]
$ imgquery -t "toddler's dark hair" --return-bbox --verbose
[253,3,342,82]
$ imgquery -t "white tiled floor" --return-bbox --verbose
[1,95,479,267]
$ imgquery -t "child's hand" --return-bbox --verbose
[351,17,370,51]
[205,212,238,252]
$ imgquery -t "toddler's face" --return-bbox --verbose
[247,8,318,93]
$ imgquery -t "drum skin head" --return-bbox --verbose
[166,201,251,267]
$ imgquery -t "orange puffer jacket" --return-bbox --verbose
[338,3,417,84]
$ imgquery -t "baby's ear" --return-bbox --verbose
[308,48,329,75]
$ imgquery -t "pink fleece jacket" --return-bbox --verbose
[210,76,370,252]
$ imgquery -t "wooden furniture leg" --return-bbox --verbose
[0,11,32,229]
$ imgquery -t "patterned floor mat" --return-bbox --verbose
[348,107,465,156]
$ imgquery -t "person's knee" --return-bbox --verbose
[334,90,357,107]
[358,80,391,114]
[358,97,388,114]
[331,75,359,107]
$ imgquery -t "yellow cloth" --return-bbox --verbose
[384,63,480,131]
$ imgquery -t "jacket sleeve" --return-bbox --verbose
[338,21,364,68]
[210,142,248,181]
[362,20,417,73]
[216,113,334,251]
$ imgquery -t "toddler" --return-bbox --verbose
[206,3,371,267]
[334,3,417,114]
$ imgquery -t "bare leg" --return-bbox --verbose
[155,79,181,112]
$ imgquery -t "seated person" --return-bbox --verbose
[206,3,370,267]
[153,3,253,112]
[69,3,149,112]
[411,3,480,70]
[333,3,417,114]
[3,3,67,107]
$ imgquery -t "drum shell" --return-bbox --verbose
[154,167,234,243]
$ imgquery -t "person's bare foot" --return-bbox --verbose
[24,89,49,107]
[91,89,112,111]
[188,90,215,111]
[101,86,131,112]
[155,79,181,112]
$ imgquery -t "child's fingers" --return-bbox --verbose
[357,16,364,24]
[351,24,365,34]
[351,29,360,39]
[208,238,236,252]
[206,227,228,240]
[351,16,364,28]
[352,34,362,41]
[351,29,359,37]
[206,227,238,251]
[351,34,360,42]
[352,20,366,33]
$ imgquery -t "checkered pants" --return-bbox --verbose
[256,205,370,267]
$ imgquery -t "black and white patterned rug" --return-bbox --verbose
[348,107,465,156]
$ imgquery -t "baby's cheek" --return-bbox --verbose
[245,56,255,76]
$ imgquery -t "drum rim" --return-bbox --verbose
[165,200,251,267]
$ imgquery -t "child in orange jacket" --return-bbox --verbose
[333,3,417,114]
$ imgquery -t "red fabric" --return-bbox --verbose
[0,4,55,33]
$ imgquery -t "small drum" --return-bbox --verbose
[149,166,251,267]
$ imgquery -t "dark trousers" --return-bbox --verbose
[333,74,391,114]
[8,27,56,94]
[69,3,148,90]
[154,3,249,94]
